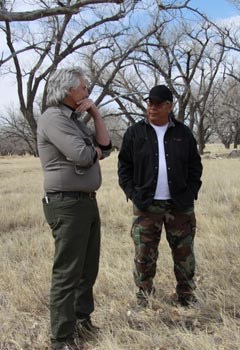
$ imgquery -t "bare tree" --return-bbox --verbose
[1,0,198,154]
[83,16,168,125]
[1,0,235,154]
[190,32,226,153]
[90,11,227,148]
[209,76,240,149]
[0,0,137,154]
[0,0,125,22]
[0,110,36,155]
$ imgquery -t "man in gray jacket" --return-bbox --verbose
[37,67,112,350]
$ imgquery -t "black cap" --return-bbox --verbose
[144,85,173,103]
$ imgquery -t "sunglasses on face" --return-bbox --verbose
[146,100,171,107]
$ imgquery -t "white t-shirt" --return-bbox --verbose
[150,122,171,200]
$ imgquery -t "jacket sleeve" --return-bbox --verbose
[118,129,134,200]
[188,133,203,199]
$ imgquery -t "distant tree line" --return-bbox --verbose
[0,0,240,156]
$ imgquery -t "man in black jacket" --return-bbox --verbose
[118,85,202,307]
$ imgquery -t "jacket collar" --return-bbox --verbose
[56,103,74,119]
[58,103,82,120]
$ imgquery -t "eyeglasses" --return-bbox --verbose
[146,100,171,107]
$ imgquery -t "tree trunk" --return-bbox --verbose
[198,119,205,155]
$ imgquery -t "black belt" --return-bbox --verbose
[45,191,96,201]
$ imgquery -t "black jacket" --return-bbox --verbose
[118,116,202,211]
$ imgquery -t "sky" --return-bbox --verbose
[190,0,237,19]
[0,0,239,111]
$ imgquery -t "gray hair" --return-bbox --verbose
[46,67,85,106]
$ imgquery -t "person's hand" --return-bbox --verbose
[75,98,100,119]
[95,147,103,160]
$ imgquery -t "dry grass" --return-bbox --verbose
[0,145,240,350]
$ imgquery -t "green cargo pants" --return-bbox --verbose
[131,200,196,298]
[43,192,100,349]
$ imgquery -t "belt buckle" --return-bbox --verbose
[89,192,95,200]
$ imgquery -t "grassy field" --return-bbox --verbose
[0,146,240,350]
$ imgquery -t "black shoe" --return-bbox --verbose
[53,336,79,350]
[76,319,100,340]
[178,294,198,307]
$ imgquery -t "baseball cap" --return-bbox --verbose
[144,85,173,103]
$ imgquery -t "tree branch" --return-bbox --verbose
[0,0,124,22]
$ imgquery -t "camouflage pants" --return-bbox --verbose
[131,200,196,297]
